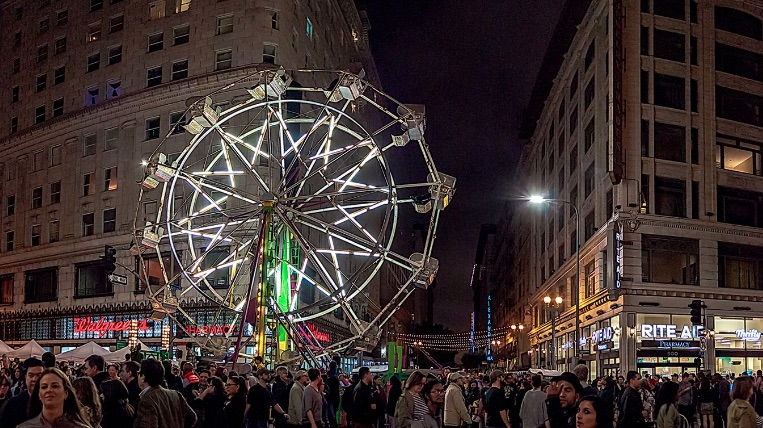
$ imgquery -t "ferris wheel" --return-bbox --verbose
[134,68,454,362]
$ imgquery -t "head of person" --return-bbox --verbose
[294,370,308,386]
[308,368,322,385]
[276,366,289,382]
[182,362,193,374]
[107,363,120,380]
[573,364,589,383]
[733,376,755,401]
[198,369,211,387]
[23,357,45,392]
[389,375,402,391]
[617,375,624,385]
[682,372,689,381]
[83,354,105,377]
[448,372,465,386]
[72,376,102,422]
[0,374,10,398]
[576,395,614,428]
[101,379,129,404]
[626,371,642,390]
[209,376,225,396]
[654,380,679,413]
[489,370,504,386]
[404,370,426,394]
[551,372,584,409]
[531,374,542,389]
[29,368,89,425]
[422,379,444,406]
[254,356,264,365]
[256,367,271,382]
[469,380,478,390]
[226,375,247,399]
[41,352,56,369]
[121,361,140,384]
[139,359,165,388]
[358,367,372,385]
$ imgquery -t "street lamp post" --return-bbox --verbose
[531,196,581,368]
[544,295,563,370]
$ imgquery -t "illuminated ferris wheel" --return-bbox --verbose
[134,68,453,362]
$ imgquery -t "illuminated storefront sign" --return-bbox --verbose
[305,323,330,343]
[74,317,152,336]
[592,326,614,343]
[640,324,704,339]
[186,325,235,335]
[736,329,762,341]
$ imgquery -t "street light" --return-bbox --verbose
[531,195,581,368]
[544,295,563,370]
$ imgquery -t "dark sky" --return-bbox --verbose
[365,1,562,330]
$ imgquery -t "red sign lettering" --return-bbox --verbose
[185,325,234,335]
[306,323,330,343]
[73,317,151,337]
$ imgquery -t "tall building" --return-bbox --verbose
[0,0,382,359]
[470,224,496,333]
[496,0,763,376]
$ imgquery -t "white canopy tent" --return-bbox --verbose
[7,340,46,359]
[103,340,149,363]
[0,340,13,355]
[55,341,110,363]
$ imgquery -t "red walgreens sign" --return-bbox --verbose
[74,317,152,337]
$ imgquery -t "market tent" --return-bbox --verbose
[103,340,149,363]
[0,339,13,355]
[55,341,110,363]
[7,339,46,359]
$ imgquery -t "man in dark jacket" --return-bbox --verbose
[133,358,198,428]
[617,371,644,428]
[84,354,111,392]
[273,366,293,428]
[546,372,583,428]
[120,361,142,407]
[351,367,377,428]
[0,358,44,428]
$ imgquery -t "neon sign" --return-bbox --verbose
[736,329,762,341]
[640,324,704,339]
[186,325,235,335]
[305,323,331,342]
[74,317,151,337]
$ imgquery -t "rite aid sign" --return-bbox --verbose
[640,324,704,339]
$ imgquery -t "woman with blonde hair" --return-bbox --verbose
[72,376,102,428]
[19,367,92,428]
[394,371,427,428]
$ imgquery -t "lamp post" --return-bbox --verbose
[509,324,524,368]
[544,295,563,370]
[531,195,581,368]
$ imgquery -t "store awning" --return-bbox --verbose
[7,340,46,359]
[56,341,110,363]
[0,340,13,355]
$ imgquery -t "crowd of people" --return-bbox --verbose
[3,352,763,428]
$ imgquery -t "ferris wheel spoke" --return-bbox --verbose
[279,204,380,251]
[216,133,272,193]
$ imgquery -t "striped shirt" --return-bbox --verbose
[413,393,428,421]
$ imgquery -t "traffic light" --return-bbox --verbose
[102,245,116,274]
[689,299,703,325]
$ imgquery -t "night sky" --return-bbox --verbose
[365,1,562,330]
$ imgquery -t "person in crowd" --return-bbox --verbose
[697,375,718,428]
[385,376,403,428]
[133,358,197,428]
[546,372,583,428]
[655,381,681,428]
[289,371,309,428]
[119,361,141,408]
[327,361,341,428]
[573,365,598,399]
[107,364,120,381]
[342,374,360,426]
[483,370,510,428]
[161,360,182,391]
[41,352,56,370]
[197,370,211,395]
[224,376,247,428]
[72,377,102,428]
[82,355,109,393]
[444,372,472,428]
[466,379,481,426]
[0,373,12,409]
[421,379,445,428]
[304,368,325,428]
[640,378,656,424]
[715,373,732,427]
[0,357,46,428]
[617,371,644,428]
[677,373,694,428]
[19,368,91,428]
[272,366,292,428]
[373,376,387,428]
[11,366,23,396]
[197,376,226,428]
[100,379,135,428]
[394,370,426,428]
[576,395,613,428]
[520,374,550,428]
[728,376,758,428]
[245,367,289,428]
[352,367,378,428]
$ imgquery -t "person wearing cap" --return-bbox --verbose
[246,367,290,428]
[483,370,511,428]
[288,370,309,426]
[616,371,644,428]
[444,372,473,428]
[546,372,583,428]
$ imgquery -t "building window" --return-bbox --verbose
[642,235,698,285]
[108,45,122,65]
[110,14,124,33]
[12,58,21,74]
[654,73,685,110]
[84,87,99,107]
[90,0,103,12]
[39,18,49,34]
[83,134,97,157]
[36,74,47,92]
[87,23,101,42]
[83,172,95,196]
[54,66,65,85]
[35,106,46,124]
[558,165,565,191]
[716,86,763,127]
[12,86,19,103]
[569,144,578,172]
[654,0,685,20]
[49,220,59,243]
[82,213,94,236]
[653,29,685,63]
[175,0,190,13]
[87,53,100,72]
[75,263,112,297]
[38,45,49,63]
[584,40,595,70]
[170,111,186,134]
[103,207,116,232]
[104,127,119,151]
[13,31,21,48]
[173,25,189,45]
[103,80,120,100]
[57,10,68,25]
[136,253,182,293]
[570,229,577,256]
[25,268,58,303]
[584,162,595,197]
[716,135,762,176]
[171,60,188,80]
[268,9,279,29]
[584,261,596,298]
[32,187,43,209]
[32,151,43,172]
[0,275,13,304]
[54,37,66,55]
[5,231,14,252]
[31,225,40,246]
[216,15,233,35]
[149,1,166,20]
[569,107,578,134]
[716,43,763,82]
[6,195,15,216]
[719,243,763,289]
[263,44,277,64]
[52,98,64,117]
[50,181,61,204]
[570,71,578,96]
[306,17,313,40]
[200,248,231,289]
[717,186,763,228]
[147,66,162,87]
[584,118,595,152]
[715,6,762,41]
[655,177,686,217]
[145,117,161,140]
[148,33,163,52]
[215,50,232,70]
[50,145,61,166]
[584,211,595,240]
[104,167,118,191]
[653,122,685,162]
[11,117,18,134]
[584,78,595,110]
